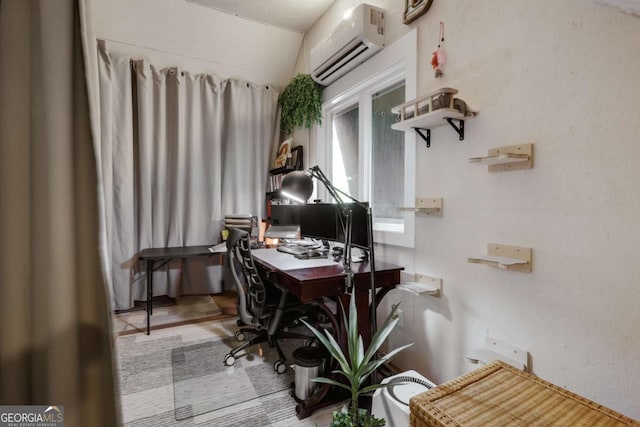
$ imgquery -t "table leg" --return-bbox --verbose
[146,260,152,335]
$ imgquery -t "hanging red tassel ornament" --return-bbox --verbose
[431,47,446,77]
[431,22,446,78]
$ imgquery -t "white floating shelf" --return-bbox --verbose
[465,336,529,371]
[391,108,467,132]
[398,273,441,297]
[391,87,476,147]
[468,243,532,273]
[399,198,443,215]
[469,143,534,172]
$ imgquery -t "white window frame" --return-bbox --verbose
[314,29,417,247]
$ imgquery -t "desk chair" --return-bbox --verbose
[223,228,312,373]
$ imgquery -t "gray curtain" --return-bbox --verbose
[0,0,118,425]
[98,44,279,310]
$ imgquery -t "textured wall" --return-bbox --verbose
[299,0,640,419]
[91,0,302,88]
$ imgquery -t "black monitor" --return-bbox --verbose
[299,203,339,241]
[337,202,370,249]
[270,204,302,226]
[299,202,370,249]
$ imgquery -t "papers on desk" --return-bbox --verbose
[264,225,299,239]
[208,242,227,253]
[252,248,338,270]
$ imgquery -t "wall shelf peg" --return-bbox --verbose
[468,243,532,273]
[469,143,533,172]
[398,273,442,297]
[399,198,443,215]
[465,336,529,371]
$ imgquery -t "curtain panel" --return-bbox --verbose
[0,0,118,424]
[98,44,279,310]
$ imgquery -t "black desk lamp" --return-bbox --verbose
[281,166,379,336]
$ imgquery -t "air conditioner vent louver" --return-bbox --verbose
[313,40,369,84]
[310,4,385,86]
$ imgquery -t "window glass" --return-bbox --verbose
[332,105,359,198]
[372,82,405,225]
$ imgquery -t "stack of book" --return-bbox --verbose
[224,214,254,232]
[267,174,286,193]
[223,214,260,242]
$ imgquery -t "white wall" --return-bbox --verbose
[91,0,303,89]
[299,0,640,419]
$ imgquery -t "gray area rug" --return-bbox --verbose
[116,317,340,426]
[172,336,300,420]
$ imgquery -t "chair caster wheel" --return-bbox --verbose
[274,360,287,374]
[224,354,235,366]
[234,331,245,342]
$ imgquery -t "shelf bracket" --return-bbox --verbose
[413,127,431,147]
[412,119,465,148]
[445,118,465,141]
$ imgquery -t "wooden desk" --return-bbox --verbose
[138,245,222,335]
[252,248,403,418]
[253,251,401,347]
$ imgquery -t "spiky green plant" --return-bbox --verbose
[278,73,322,137]
[301,289,413,425]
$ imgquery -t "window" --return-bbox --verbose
[315,29,417,247]
[372,82,405,230]
[332,104,359,198]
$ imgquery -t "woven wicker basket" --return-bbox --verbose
[410,361,639,426]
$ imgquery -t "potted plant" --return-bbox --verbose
[302,290,413,426]
[278,73,323,137]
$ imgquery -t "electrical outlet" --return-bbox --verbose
[396,308,404,328]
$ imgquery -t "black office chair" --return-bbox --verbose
[223,228,313,373]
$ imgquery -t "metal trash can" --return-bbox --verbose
[293,346,324,400]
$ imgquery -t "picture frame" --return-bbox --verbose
[273,139,292,169]
[403,0,433,24]
[289,146,303,170]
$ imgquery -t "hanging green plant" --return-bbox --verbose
[278,73,323,137]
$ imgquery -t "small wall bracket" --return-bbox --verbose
[445,118,465,141]
[413,128,431,147]
[412,119,464,148]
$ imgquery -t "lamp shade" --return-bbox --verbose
[281,170,314,202]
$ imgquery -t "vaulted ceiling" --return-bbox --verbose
[185,0,337,33]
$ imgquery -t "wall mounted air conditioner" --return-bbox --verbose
[310,3,385,86]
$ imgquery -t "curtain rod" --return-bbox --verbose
[99,37,258,73]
